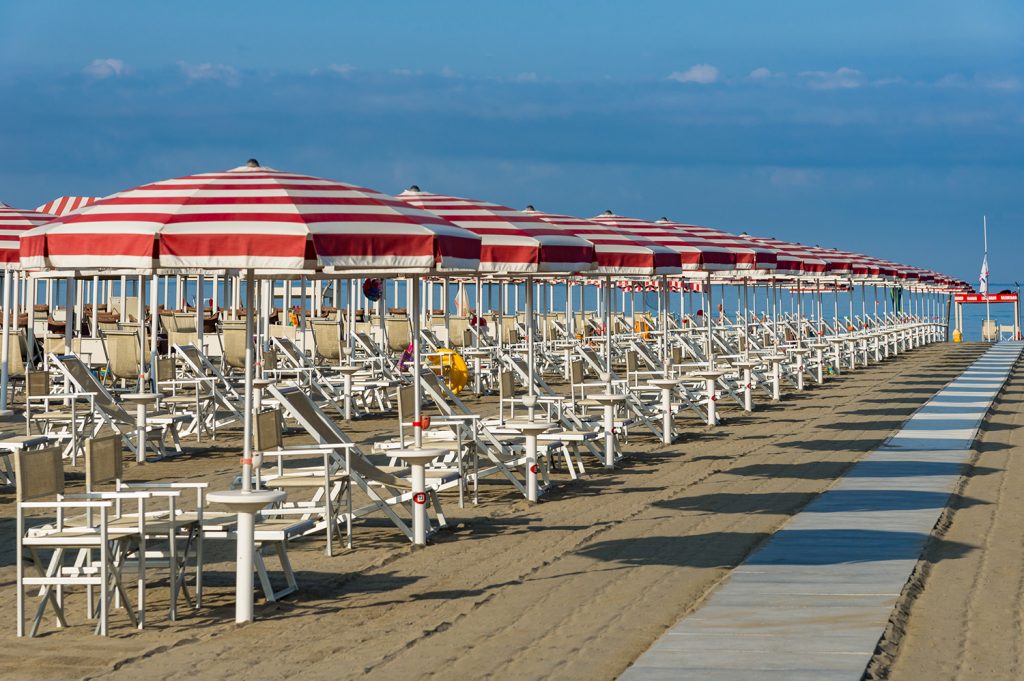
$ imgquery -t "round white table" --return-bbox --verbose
[504,420,554,501]
[647,379,681,445]
[589,393,626,469]
[121,392,163,462]
[208,488,286,623]
[336,364,362,420]
[690,370,726,426]
[730,360,759,412]
[394,447,445,545]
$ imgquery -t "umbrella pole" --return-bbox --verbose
[526,275,536,420]
[151,273,159,391]
[412,275,423,449]
[604,276,612,388]
[0,268,11,414]
[241,269,256,491]
[137,276,145,392]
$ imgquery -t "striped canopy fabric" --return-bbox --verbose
[654,219,775,271]
[36,196,100,217]
[22,163,481,273]
[589,212,737,272]
[523,207,682,276]
[397,188,594,274]
[0,206,54,269]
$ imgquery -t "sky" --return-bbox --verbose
[1,0,1022,284]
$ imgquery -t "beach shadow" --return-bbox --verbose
[575,529,975,568]
[726,460,1000,480]
[653,490,987,514]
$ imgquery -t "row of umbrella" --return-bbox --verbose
[2,161,969,289]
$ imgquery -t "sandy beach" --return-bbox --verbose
[0,343,995,681]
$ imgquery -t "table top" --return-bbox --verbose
[503,420,556,434]
[121,392,163,403]
[392,447,447,465]
[208,488,286,512]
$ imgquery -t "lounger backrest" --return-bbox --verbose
[15,447,63,502]
[254,408,282,451]
[54,354,129,423]
[273,337,307,368]
[671,346,682,365]
[85,435,122,491]
[271,385,408,488]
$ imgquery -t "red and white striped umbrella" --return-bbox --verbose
[22,162,481,272]
[36,196,100,217]
[654,218,776,271]
[742,235,828,277]
[397,188,594,274]
[1,205,54,269]
[589,212,737,272]
[522,207,681,276]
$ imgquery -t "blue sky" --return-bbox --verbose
[1,1,1022,283]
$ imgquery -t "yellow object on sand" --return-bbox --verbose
[952,329,962,343]
[429,348,469,395]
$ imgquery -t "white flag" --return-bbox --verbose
[980,254,989,295]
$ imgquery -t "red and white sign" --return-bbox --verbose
[954,293,1018,303]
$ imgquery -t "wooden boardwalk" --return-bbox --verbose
[620,343,1023,680]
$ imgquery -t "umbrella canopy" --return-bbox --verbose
[22,162,481,273]
[523,207,682,276]
[0,205,54,269]
[36,196,100,217]
[398,188,594,274]
[589,211,737,272]
[654,218,774,271]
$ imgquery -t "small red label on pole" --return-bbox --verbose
[413,492,427,505]
[529,464,538,474]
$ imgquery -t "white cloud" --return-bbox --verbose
[513,72,539,82]
[328,63,356,77]
[936,73,968,88]
[800,67,866,90]
[440,65,459,78]
[979,75,1022,92]
[177,61,240,87]
[83,58,126,79]
[748,67,777,80]
[390,68,423,77]
[767,167,823,188]
[668,64,719,84]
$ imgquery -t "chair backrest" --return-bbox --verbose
[262,349,279,372]
[222,322,249,369]
[385,317,411,352]
[105,330,141,381]
[155,356,176,384]
[310,321,341,361]
[449,318,471,348]
[499,370,514,400]
[268,323,295,340]
[172,313,197,333]
[26,370,50,398]
[254,408,283,451]
[14,447,63,503]
[671,346,682,365]
[397,384,415,423]
[7,331,24,378]
[85,435,123,491]
[626,351,638,374]
[570,360,584,385]
[44,335,67,356]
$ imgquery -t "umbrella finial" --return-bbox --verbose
[602,209,614,216]
[525,205,536,212]
[408,185,421,192]
[246,158,260,168]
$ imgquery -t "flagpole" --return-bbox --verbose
[984,215,990,331]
